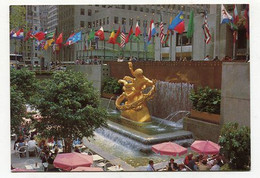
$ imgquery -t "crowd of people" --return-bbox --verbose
[146,153,226,171]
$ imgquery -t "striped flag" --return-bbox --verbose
[120,25,126,48]
[159,21,165,44]
[202,10,211,44]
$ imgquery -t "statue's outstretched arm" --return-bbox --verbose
[128,62,135,76]
[123,76,134,82]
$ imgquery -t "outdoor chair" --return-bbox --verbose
[16,146,27,159]
[27,146,38,157]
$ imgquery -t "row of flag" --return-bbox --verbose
[10,4,249,52]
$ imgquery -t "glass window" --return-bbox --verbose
[80,21,84,28]
[134,6,137,11]
[103,18,105,25]
[88,22,92,28]
[96,20,98,26]
[114,17,118,24]
[107,17,109,24]
[140,7,143,12]
[122,18,126,25]
[93,21,95,27]
[99,19,102,26]
[122,5,125,9]
[128,5,131,10]
[129,18,133,26]
[145,8,149,13]
[88,9,92,16]
[80,8,85,15]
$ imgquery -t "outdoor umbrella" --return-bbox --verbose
[71,166,103,172]
[190,140,220,155]
[53,152,93,171]
[152,142,188,156]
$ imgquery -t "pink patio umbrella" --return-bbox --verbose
[71,166,103,172]
[152,142,188,156]
[190,140,220,155]
[53,152,93,171]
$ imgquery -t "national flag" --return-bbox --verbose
[159,21,165,44]
[125,26,133,44]
[221,4,233,24]
[40,40,46,50]
[44,32,55,50]
[187,10,194,39]
[70,31,82,45]
[202,10,211,44]
[88,29,95,41]
[244,4,249,39]
[95,27,104,40]
[65,33,75,46]
[168,11,184,30]
[147,20,156,45]
[107,29,116,44]
[120,25,126,48]
[163,17,173,45]
[174,21,185,34]
[24,29,33,41]
[32,31,46,41]
[10,29,15,37]
[11,28,24,39]
[233,5,239,24]
[115,26,121,46]
[143,22,147,51]
[135,21,141,37]
[45,31,55,40]
[55,33,63,44]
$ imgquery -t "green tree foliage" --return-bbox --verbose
[33,70,108,152]
[10,6,27,30]
[102,77,122,94]
[10,86,26,133]
[189,86,221,114]
[10,68,38,102]
[218,122,250,170]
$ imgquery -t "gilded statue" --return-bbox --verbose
[115,62,156,122]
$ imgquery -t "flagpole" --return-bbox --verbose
[232,32,236,60]
[103,39,105,64]
[113,44,115,60]
[169,32,172,61]
[137,40,140,60]
[180,33,183,61]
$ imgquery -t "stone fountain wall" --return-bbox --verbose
[147,81,194,119]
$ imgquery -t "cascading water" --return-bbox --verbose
[147,81,194,119]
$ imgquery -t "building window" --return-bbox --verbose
[107,17,109,24]
[35,53,37,57]
[128,5,131,10]
[145,8,149,13]
[140,7,143,12]
[122,18,126,25]
[93,21,95,27]
[99,19,102,26]
[151,9,155,13]
[134,6,137,11]
[129,18,133,26]
[176,32,191,46]
[88,9,92,16]
[35,26,37,30]
[88,22,92,28]
[122,5,125,9]
[96,20,98,26]
[237,29,247,49]
[103,18,105,25]
[80,8,85,15]
[80,21,84,28]
[137,20,140,26]
[114,17,118,24]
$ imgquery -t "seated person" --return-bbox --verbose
[73,138,81,147]
[168,158,178,171]
[178,164,187,171]
[188,156,198,171]
[74,146,80,153]
[210,158,222,171]
[198,159,210,171]
[146,160,156,171]
[27,137,37,149]
[14,135,24,150]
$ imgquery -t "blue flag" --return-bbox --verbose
[168,11,184,30]
[71,31,82,45]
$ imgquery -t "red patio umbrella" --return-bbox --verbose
[53,152,93,171]
[152,142,188,156]
[190,140,220,155]
[71,166,103,172]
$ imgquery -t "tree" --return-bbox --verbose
[33,70,108,152]
[10,68,38,102]
[10,6,27,30]
[10,86,26,134]
[218,122,250,170]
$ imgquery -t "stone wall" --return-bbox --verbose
[106,61,222,89]
[220,62,250,127]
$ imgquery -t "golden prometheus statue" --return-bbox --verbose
[115,62,156,122]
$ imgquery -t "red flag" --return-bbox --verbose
[174,21,185,34]
[24,30,32,41]
[114,26,121,46]
[56,33,63,44]
[95,27,104,40]
[135,22,141,37]
[125,26,133,44]
[33,31,46,41]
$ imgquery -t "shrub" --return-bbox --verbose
[218,122,250,170]
[189,86,221,114]
[102,77,122,94]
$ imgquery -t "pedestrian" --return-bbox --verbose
[146,160,156,171]
[168,158,178,171]
[204,55,210,61]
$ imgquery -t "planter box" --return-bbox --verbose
[101,93,117,100]
[190,109,220,124]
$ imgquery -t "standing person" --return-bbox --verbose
[204,55,210,61]
[168,158,178,171]
[146,160,156,171]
